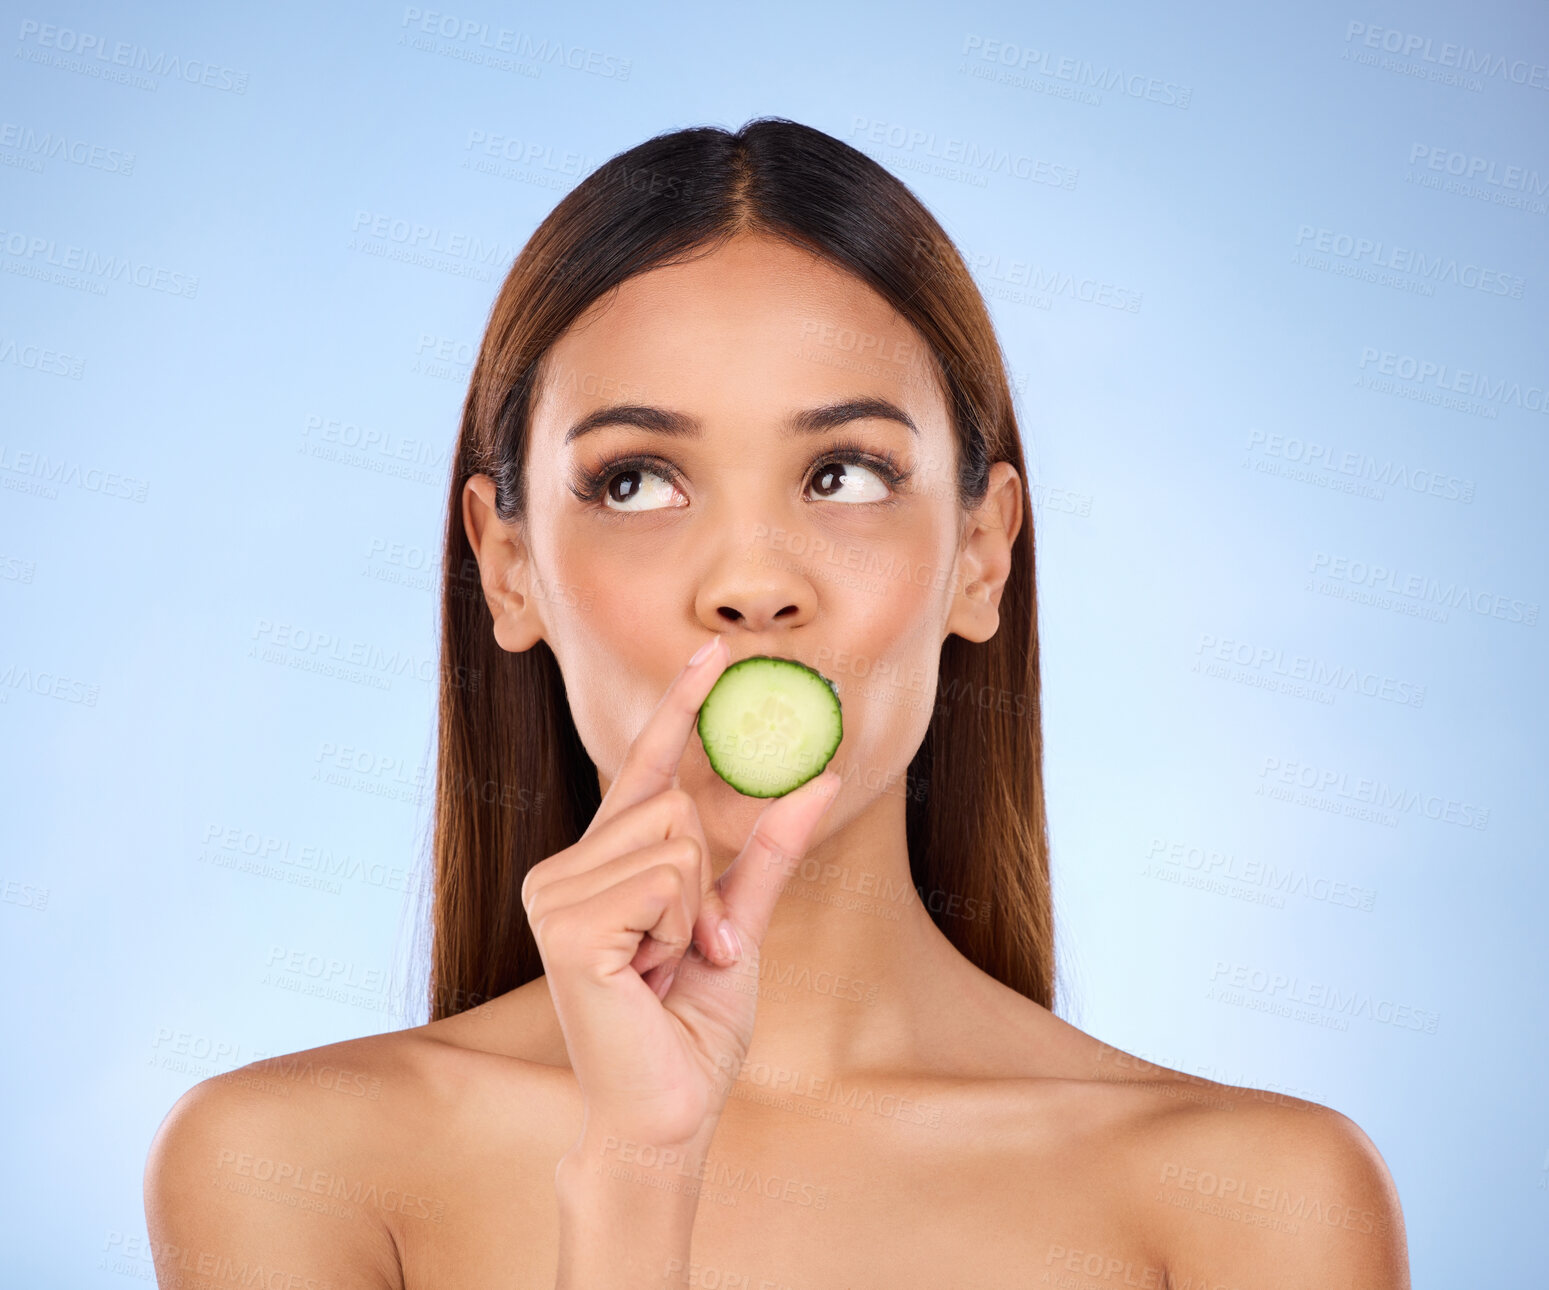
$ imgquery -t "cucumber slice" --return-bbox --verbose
[697,655,842,798]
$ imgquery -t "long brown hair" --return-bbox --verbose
[428,116,1052,1021]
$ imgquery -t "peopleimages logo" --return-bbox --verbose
[1310,551,1538,626]
[398,7,632,79]
[0,444,149,501]
[1257,755,1490,831]
[1194,633,1426,708]
[1343,22,1549,92]
[958,34,1193,108]
[15,19,251,92]
[1145,838,1377,912]
[0,226,199,298]
[849,116,1079,190]
[0,123,135,175]
[348,210,520,281]
[1293,225,1525,297]
[249,618,440,690]
[1356,348,1547,416]
[1409,144,1549,196]
[1246,428,1476,502]
[1208,961,1441,1034]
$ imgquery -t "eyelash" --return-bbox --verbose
[568,436,914,510]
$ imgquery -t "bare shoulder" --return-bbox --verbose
[142,1027,467,1289]
[144,988,581,1288]
[1072,1043,1410,1290]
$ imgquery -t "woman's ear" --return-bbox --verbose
[462,474,545,653]
[945,461,1025,644]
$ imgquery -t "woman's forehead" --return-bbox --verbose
[531,245,946,445]
[565,241,911,350]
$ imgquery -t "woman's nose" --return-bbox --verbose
[712,596,803,630]
[694,547,818,635]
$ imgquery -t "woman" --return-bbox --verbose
[144,117,1410,1288]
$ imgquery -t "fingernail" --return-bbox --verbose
[716,919,742,964]
[690,637,720,667]
[653,964,678,1000]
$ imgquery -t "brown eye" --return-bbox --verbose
[608,470,644,504]
[808,459,890,503]
[600,465,684,512]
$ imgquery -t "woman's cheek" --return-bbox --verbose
[848,683,933,795]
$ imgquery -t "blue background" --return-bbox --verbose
[2,0,1545,1281]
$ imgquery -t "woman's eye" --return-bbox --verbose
[599,465,685,513]
[586,452,898,512]
[808,459,891,504]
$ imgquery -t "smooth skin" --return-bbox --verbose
[144,233,1409,1288]
[527,634,844,1151]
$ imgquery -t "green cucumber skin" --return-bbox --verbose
[697,655,843,798]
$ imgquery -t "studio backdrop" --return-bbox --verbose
[2,0,1544,1283]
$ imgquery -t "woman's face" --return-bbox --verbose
[470,232,1019,859]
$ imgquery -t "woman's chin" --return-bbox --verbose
[684,769,777,856]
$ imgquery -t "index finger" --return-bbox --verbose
[589,634,729,830]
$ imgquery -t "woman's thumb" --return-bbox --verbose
[712,770,842,956]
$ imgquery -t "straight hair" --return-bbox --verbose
[429,116,1052,1020]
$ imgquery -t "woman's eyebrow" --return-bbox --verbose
[563,396,918,446]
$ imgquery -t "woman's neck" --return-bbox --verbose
[714,788,1002,1082]
[430,790,1073,1087]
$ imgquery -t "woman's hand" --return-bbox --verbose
[522,635,841,1148]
